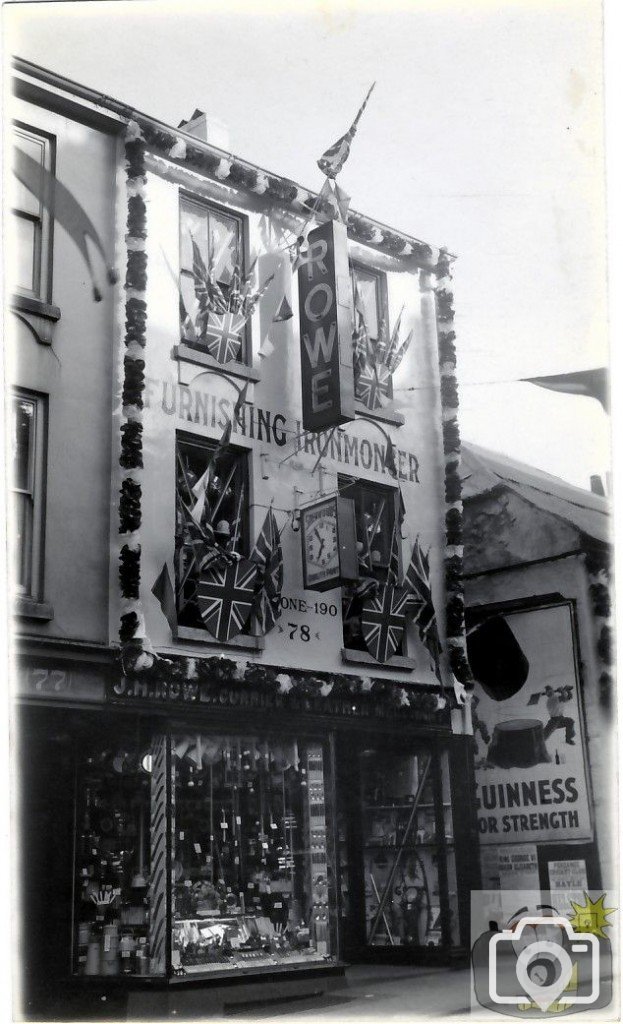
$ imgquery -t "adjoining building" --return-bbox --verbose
[9,57,478,1019]
[461,443,614,900]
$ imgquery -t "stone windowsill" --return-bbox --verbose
[14,596,54,621]
[11,293,61,346]
[174,624,265,651]
[341,647,415,671]
[173,343,261,383]
[355,402,405,427]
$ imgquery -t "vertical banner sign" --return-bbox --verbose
[298,220,355,431]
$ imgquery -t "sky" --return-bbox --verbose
[4,0,612,491]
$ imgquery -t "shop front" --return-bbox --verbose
[16,656,478,1017]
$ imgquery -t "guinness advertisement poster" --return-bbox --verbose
[473,603,593,845]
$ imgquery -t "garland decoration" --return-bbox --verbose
[113,654,450,722]
[434,248,473,698]
[118,121,148,645]
[584,544,614,710]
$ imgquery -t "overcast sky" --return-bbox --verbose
[5,0,611,491]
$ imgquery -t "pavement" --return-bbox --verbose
[227,965,473,1022]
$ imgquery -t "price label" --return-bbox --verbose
[179,831,185,840]
[235,816,241,826]
[194,843,202,854]
[274,901,283,909]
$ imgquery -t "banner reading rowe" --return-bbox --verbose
[298,219,355,431]
[473,604,593,845]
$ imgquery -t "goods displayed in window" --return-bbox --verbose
[73,733,162,977]
[172,735,335,973]
[359,750,454,947]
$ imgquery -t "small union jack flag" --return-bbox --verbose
[404,536,441,678]
[361,583,410,664]
[355,362,391,410]
[197,556,258,642]
[250,508,283,635]
[205,310,246,364]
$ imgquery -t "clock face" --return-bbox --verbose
[303,502,340,585]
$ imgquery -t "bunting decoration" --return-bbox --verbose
[151,562,177,634]
[249,508,284,635]
[433,248,473,692]
[317,83,376,179]
[272,296,293,323]
[118,121,148,649]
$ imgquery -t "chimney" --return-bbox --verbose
[590,474,605,496]
[178,109,230,151]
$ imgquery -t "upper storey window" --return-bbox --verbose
[12,124,54,302]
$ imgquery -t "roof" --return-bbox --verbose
[12,56,453,268]
[461,442,611,545]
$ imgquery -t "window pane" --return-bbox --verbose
[73,729,166,977]
[180,201,208,272]
[209,211,239,286]
[12,491,32,592]
[13,214,38,294]
[13,131,44,217]
[172,735,334,973]
[360,749,441,947]
[354,486,393,568]
[12,396,35,492]
[353,269,379,339]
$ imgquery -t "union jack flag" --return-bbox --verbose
[317,83,376,179]
[197,556,258,642]
[403,536,441,678]
[355,362,391,410]
[249,508,283,635]
[361,583,410,664]
[205,310,246,364]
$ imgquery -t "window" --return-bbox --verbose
[12,124,54,301]
[179,196,249,363]
[175,434,249,630]
[339,477,400,652]
[351,264,386,347]
[350,263,395,412]
[11,390,47,600]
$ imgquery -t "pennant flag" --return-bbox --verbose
[259,334,275,359]
[205,310,246,364]
[317,82,376,179]
[243,272,275,319]
[387,524,401,587]
[191,238,211,315]
[334,180,352,223]
[14,145,117,302]
[386,329,413,374]
[361,583,410,663]
[272,295,293,322]
[403,537,441,678]
[228,263,242,313]
[383,305,405,368]
[250,508,284,635]
[523,368,608,412]
[197,556,258,642]
[355,363,391,410]
[151,562,177,633]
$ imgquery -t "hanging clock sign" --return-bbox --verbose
[300,495,359,592]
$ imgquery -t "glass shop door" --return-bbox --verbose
[336,736,459,963]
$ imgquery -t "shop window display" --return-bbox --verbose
[73,731,162,977]
[359,750,454,948]
[172,735,335,974]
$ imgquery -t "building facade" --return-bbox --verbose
[9,58,478,1019]
[461,444,614,903]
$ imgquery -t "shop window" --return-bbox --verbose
[175,433,249,630]
[172,734,335,973]
[358,748,455,948]
[73,726,166,978]
[73,729,336,978]
[339,476,400,652]
[179,195,249,363]
[11,390,47,601]
[12,124,54,301]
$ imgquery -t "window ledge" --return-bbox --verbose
[173,344,261,383]
[341,647,415,671]
[11,293,61,346]
[14,596,54,621]
[355,402,405,427]
[174,624,265,651]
